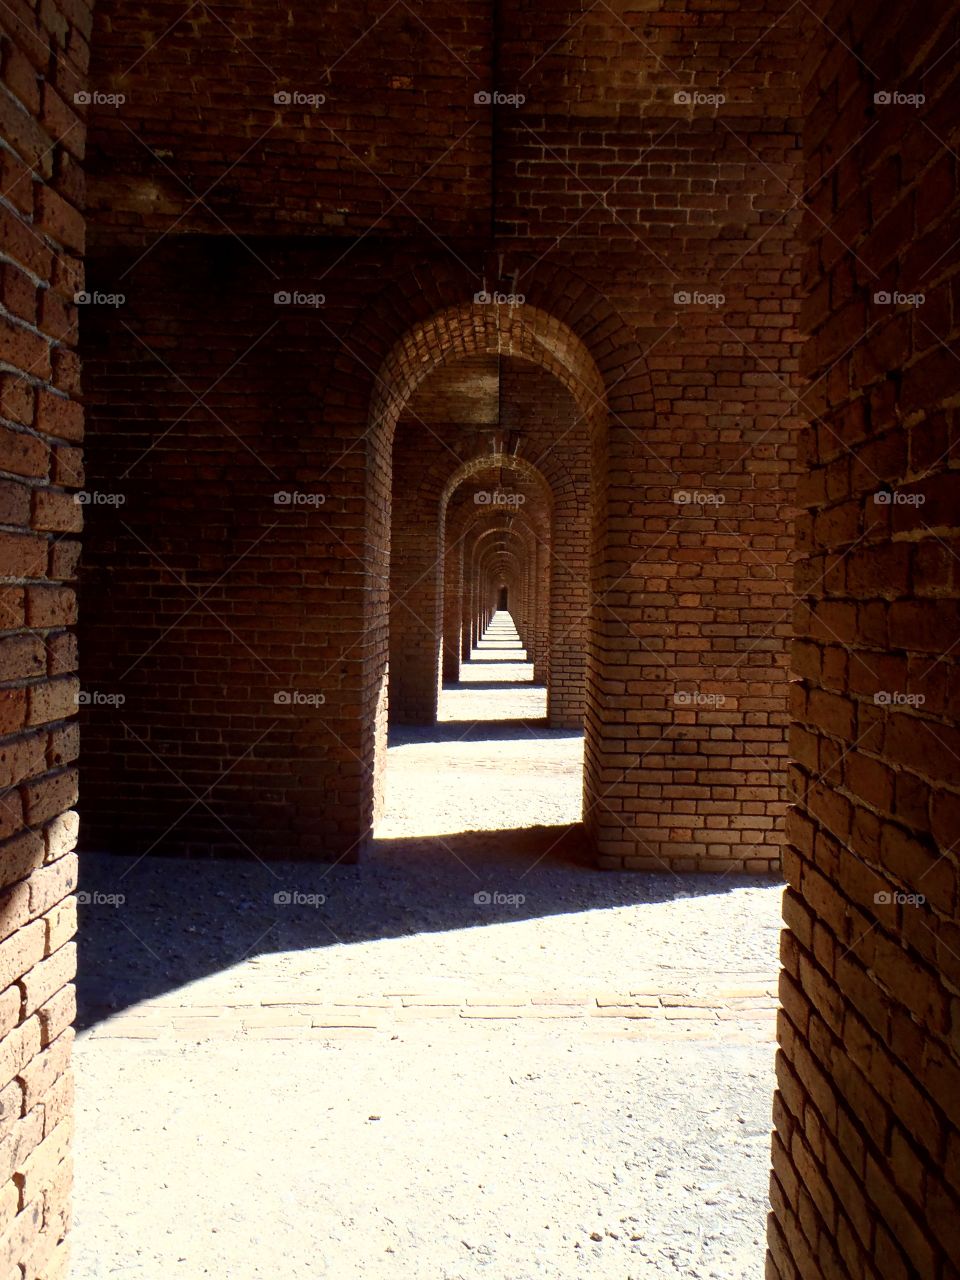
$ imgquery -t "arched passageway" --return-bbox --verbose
[0,1,956,1277]
[362,301,610,848]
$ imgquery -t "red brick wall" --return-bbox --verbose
[0,0,91,1273]
[78,0,806,872]
[78,242,396,860]
[12,0,960,1272]
[85,0,493,243]
[500,361,590,727]
[769,5,960,1277]
[388,423,455,725]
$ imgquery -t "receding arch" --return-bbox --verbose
[443,452,554,684]
[362,297,621,847]
[465,516,542,675]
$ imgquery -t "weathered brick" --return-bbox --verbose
[26,856,77,921]
[17,1030,72,1113]
[20,943,75,1017]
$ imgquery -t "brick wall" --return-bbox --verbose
[769,4,960,1277]
[77,0,807,871]
[0,0,91,1274]
[79,242,396,860]
[8,0,960,1272]
[499,361,590,727]
[84,0,493,243]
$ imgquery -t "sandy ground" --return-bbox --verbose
[70,616,783,1279]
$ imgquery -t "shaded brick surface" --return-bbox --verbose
[76,0,805,871]
[0,0,90,1270]
[768,6,960,1279]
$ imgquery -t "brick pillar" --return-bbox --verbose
[441,538,462,683]
[0,1,93,1272]
[768,5,960,1278]
[388,425,450,725]
[547,509,589,728]
[530,536,549,685]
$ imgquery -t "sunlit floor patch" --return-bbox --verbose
[439,677,547,720]
[72,602,781,1280]
[377,724,581,837]
[382,614,566,835]
[443,614,542,718]
[73,849,781,1280]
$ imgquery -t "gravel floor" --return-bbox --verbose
[71,629,784,1279]
[73,1034,776,1280]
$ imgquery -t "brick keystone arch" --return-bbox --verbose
[360,299,617,845]
[318,264,656,860]
[440,450,554,514]
[458,504,548,683]
[369,303,608,442]
[320,261,660,860]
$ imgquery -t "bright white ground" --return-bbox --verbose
[71,614,784,1279]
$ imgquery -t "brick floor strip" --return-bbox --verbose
[83,984,779,1044]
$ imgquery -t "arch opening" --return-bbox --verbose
[365,301,609,850]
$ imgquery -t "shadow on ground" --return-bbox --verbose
[75,829,778,1031]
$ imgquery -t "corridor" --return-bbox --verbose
[379,610,570,839]
[1,0,956,1273]
[71,626,782,1278]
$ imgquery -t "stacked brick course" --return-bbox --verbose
[75,0,806,871]
[0,0,90,1273]
[1,0,958,1274]
[769,4,960,1277]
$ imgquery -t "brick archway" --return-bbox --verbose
[443,453,556,693]
[359,298,617,845]
[388,447,555,723]
[469,522,538,658]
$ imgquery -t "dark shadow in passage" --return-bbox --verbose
[75,829,776,1032]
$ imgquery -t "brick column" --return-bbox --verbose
[0,1,93,1272]
[768,5,960,1278]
